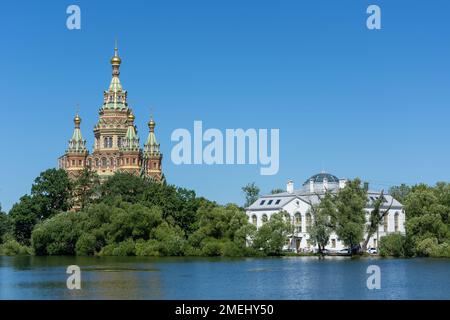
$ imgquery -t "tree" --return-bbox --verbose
[188,204,252,256]
[31,168,72,218]
[308,193,335,255]
[9,195,43,245]
[252,211,293,256]
[271,188,285,195]
[242,182,260,208]
[72,168,100,210]
[332,179,367,254]
[0,205,13,243]
[100,172,149,203]
[389,184,411,204]
[362,190,393,252]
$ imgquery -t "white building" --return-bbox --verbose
[246,172,405,253]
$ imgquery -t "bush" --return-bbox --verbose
[0,239,32,255]
[135,239,160,256]
[379,233,408,257]
[99,239,136,256]
[75,233,98,255]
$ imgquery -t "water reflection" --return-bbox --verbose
[0,256,449,300]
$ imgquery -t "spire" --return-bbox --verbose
[144,115,161,157]
[67,113,88,154]
[102,41,128,110]
[120,112,140,151]
[109,40,122,92]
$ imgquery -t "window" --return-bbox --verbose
[252,215,257,225]
[275,199,281,205]
[103,136,113,148]
[267,200,273,205]
[101,158,107,167]
[260,200,266,205]
[295,212,301,225]
[118,137,122,148]
[306,213,312,232]
[383,215,388,232]
[394,212,399,232]
[262,214,268,224]
[78,160,82,166]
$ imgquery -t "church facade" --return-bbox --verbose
[246,173,406,253]
[59,46,164,182]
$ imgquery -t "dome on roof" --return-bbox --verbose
[303,172,340,185]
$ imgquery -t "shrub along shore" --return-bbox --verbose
[0,169,449,258]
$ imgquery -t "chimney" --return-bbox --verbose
[323,177,328,192]
[339,178,347,189]
[364,182,369,191]
[309,179,314,193]
[287,180,294,194]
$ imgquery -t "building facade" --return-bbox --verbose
[246,172,405,253]
[59,46,164,182]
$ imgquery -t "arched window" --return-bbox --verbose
[95,158,99,167]
[101,157,107,167]
[306,213,312,232]
[394,212,399,232]
[262,214,268,224]
[295,212,301,225]
[252,215,257,226]
[295,213,302,232]
[384,214,388,232]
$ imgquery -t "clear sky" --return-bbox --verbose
[1,0,449,211]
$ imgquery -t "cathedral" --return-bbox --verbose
[58,45,164,182]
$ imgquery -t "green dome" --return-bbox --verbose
[303,173,339,185]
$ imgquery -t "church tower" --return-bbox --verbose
[59,114,89,178]
[59,43,164,182]
[88,43,136,179]
[143,116,163,182]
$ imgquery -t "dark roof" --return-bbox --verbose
[303,173,340,185]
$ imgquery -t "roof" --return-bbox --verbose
[246,189,404,211]
[303,172,340,185]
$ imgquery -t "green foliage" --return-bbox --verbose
[252,212,293,256]
[379,233,410,257]
[333,179,367,252]
[389,184,411,204]
[72,168,100,210]
[242,182,260,208]
[0,206,13,244]
[31,168,72,217]
[9,195,42,245]
[0,238,32,256]
[99,172,149,203]
[31,212,83,255]
[308,193,334,253]
[271,189,285,195]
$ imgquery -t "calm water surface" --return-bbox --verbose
[0,256,449,300]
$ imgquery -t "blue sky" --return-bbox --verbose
[1,0,449,211]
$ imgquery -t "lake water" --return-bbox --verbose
[0,256,449,300]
